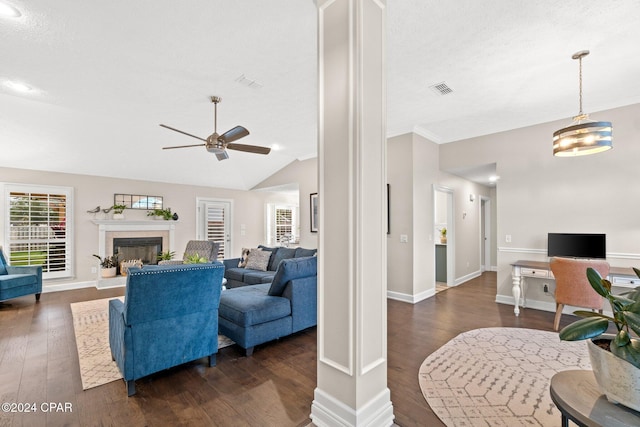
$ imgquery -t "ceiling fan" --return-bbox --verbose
[160,96,271,161]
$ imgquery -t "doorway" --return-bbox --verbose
[433,185,454,287]
[196,198,233,259]
[480,196,491,272]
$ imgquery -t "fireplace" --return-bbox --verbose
[92,219,176,286]
[113,237,162,273]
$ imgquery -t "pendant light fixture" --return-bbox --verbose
[553,50,612,157]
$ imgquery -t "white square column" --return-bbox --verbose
[311,1,393,426]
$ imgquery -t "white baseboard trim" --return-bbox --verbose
[310,387,394,427]
[43,280,94,293]
[495,295,615,317]
[387,288,434,304]
[454,270,482,286]
[491,265,498,272]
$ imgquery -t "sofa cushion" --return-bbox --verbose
[219,283,291,326]
[0,274,38,289]
[225,267,247,282]
[268,256,318,297]
[0,254,6,275]
[258,245,280,271]
[269,247,296,271]
[295,247,317,258]
[243,270,277,285]
[245,249,271,271]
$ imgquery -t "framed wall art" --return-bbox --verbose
[310,193,318,233]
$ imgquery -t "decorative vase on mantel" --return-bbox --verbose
[101,267,116,278]
[112,213,125,220]
[587,334,640,411]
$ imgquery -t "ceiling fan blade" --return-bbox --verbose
[226,143,271,155]
[162,143,206,150]
[216,151,229,161]
[159,124,207,142]
[218,126,249,144]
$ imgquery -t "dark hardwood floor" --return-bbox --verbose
[0,272,567,426]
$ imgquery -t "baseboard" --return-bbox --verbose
[454,270,482,286]
[44,280,95,293]
[495,295,615,317]
[310,387,394,427]
[387,288,434,304]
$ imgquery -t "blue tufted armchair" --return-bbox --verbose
[108,262,225,396]
[0,246,42,304]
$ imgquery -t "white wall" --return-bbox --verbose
[0,166,294,290]
[252,158,318,248]
[439,102,640,307]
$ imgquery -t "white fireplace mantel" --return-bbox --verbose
[92,220,177,258]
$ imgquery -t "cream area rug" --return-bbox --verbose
[71,297,234,390]
[418,327,591,427]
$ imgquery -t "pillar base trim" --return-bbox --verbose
[310,387,394,427]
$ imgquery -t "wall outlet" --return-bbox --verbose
[91,266,97,274]
[400,234,408,243]
[505,234,512,243]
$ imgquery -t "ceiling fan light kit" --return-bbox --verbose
[553,50,612,157]
[159,96,270,160]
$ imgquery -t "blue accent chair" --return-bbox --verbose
[109,262,225,396]
[218,256,317,356]
[0,247,42,304]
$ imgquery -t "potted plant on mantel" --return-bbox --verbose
[112,204,127,220]
[147,208,173,220]
[559,267,640,411]
[440,227,447,244]
[92,254,119,278]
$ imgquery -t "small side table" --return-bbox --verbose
[550,370,640,427]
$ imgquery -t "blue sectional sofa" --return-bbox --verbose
[0,247,42,304]
[109,262,225,396]
[218,256,317,356]
[223,245,316,288]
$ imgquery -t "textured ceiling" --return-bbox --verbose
[2,1,639,189]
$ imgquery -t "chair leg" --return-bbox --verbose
[209,354,216,367]
[35,293,41,302]
[126,380,136,397]
[245,347,254,357]
[554,303,564,331]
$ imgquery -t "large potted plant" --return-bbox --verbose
[147,208,173,220]
[559,267,640,411]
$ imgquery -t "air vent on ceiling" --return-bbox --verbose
[429,82,453,96]
[235,74,263,89]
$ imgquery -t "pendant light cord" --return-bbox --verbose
[578,56,584,116]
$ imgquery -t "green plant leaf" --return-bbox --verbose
[610,338,640,370]
[614,330,631,347]
[623,312,640,337]
[559,317,609,341]
[587,268,609,297]
[633,267,640,279]
[609,294,637,307]
[572,310,614,321]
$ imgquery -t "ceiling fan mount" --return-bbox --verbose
[160,96,270,160]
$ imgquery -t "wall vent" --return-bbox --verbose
[235,74,263,89]
[429,82,453,95]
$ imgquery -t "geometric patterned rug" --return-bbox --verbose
[71,297,235,390]
[418,327,591,427]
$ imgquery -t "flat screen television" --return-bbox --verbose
[547,233,606,259]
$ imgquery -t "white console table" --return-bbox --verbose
[510,260,638,316]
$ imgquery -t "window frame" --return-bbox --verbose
[3,183,74,280]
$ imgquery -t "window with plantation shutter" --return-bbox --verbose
[206,204,226,258]
[266,204,298,246]
[4,184,74,279]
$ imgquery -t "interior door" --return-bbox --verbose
[197,199,232,259]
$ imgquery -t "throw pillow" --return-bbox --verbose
[238,248,252,268]
[270,247,296,271]
[245,249,271,271]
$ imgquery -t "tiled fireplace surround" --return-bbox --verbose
[92,220,176,288]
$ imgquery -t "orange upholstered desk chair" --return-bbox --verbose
[549,257,610,331]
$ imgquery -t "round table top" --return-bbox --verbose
[550,370,640,427]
